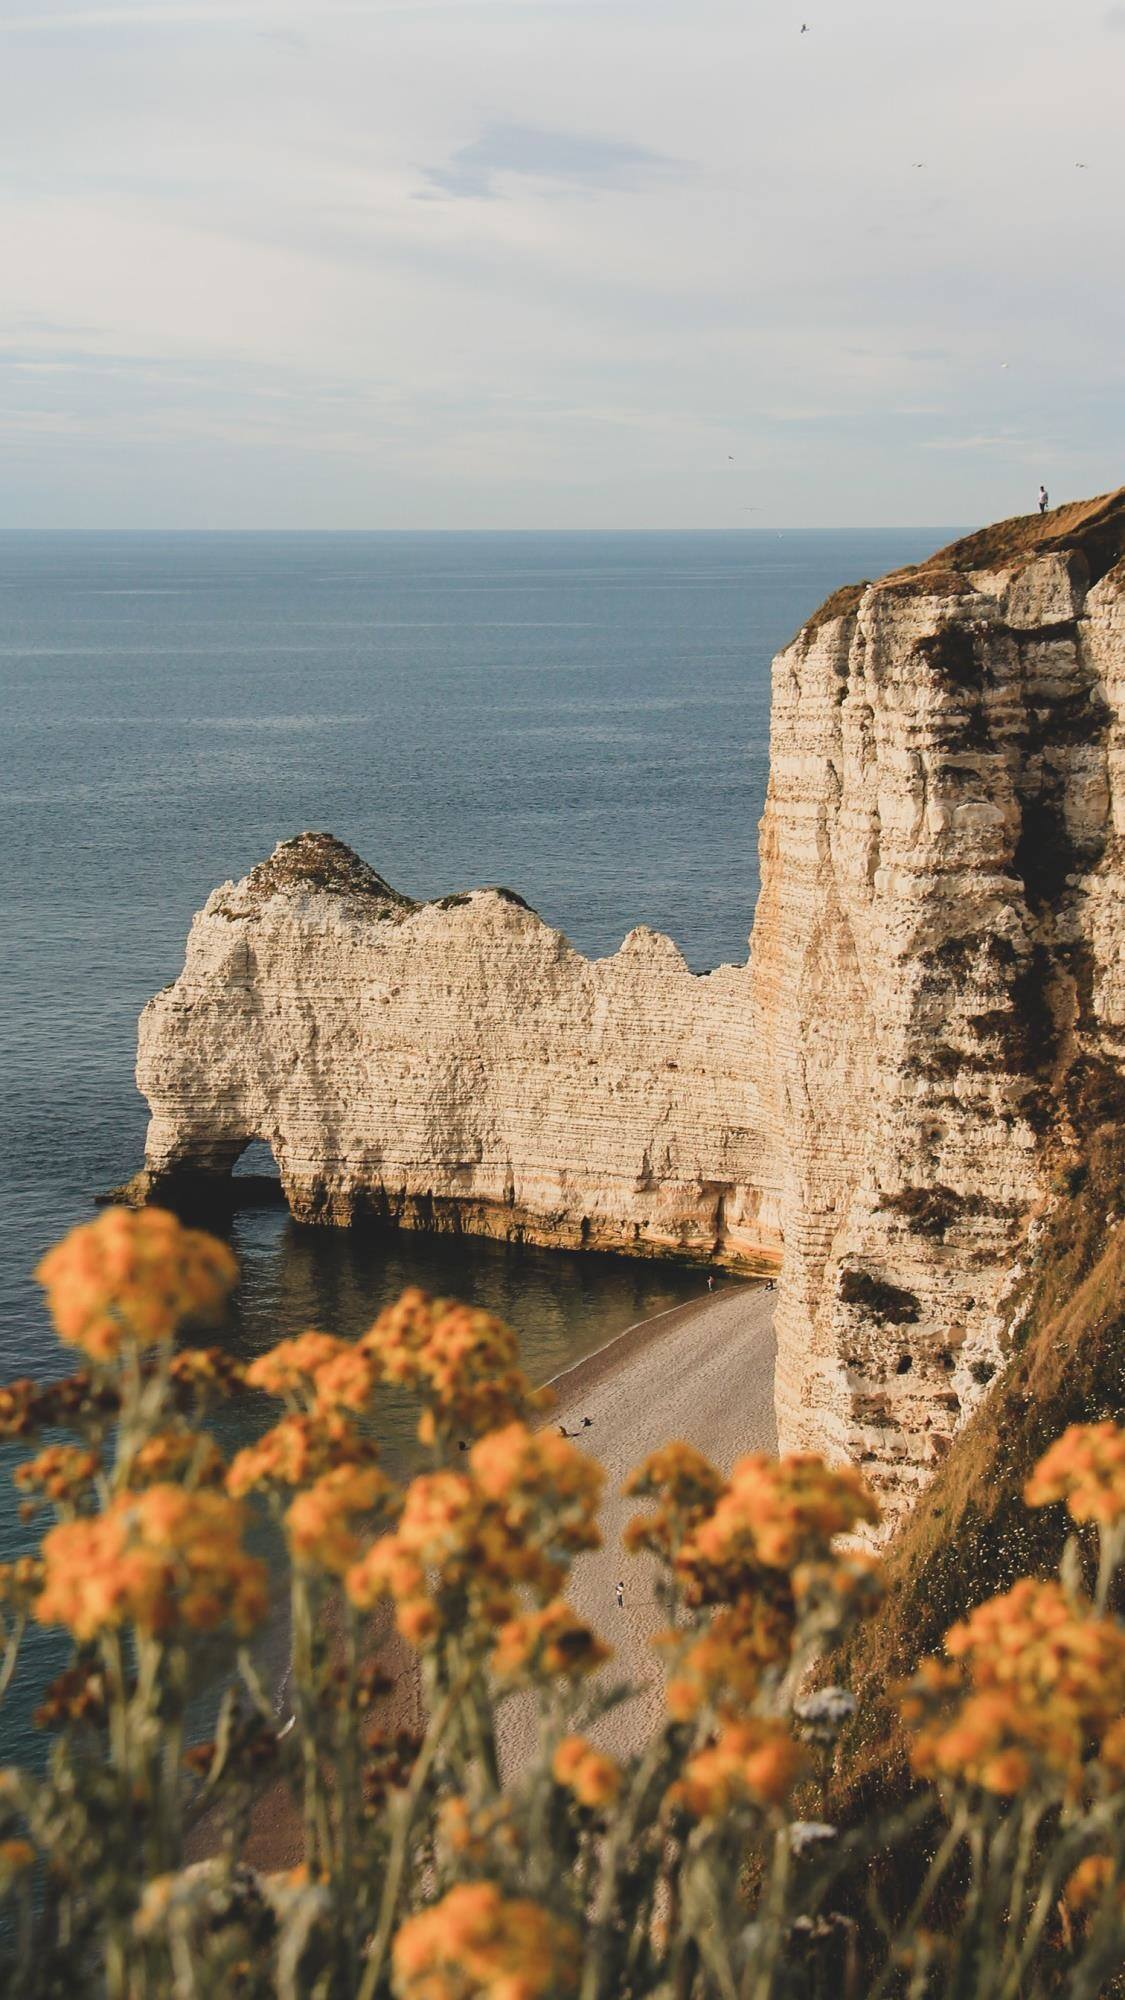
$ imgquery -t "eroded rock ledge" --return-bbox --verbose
[133,834,782,1270]
[131,489,1125,1516]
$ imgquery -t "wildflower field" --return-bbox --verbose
[0,1208,1122,1997]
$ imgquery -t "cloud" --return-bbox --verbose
[921,434,1020,451]
[420,121,684,200]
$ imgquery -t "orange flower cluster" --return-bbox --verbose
[623,1442,726,1564]
[492,1602,610,1685]
[13,1444,100,1510]
[391,1882,578,2000]
[661,1600,793,1722]
[668,1718,804,1821]
[470,1425,603,1566]
[622,1446,879,1722]
[903,1666,1071,1796]
[36,1485,266,1641]
[1025,1421,1125,1528]
[947,1580,1125,1741]
[0,1380,38,1440]
[245,1331,377,1414]
[0,1371,118,1441]
[361,1288,548,1443]
[284,1464,395,1575]
[552,1735,621,1809]
[127,1427,225,1490]
[227,1411,376,1497]
[348,1426,605,1658]
[348,1471,486,1646]
[676,1453,879,1601]
[166,1346,245,1404]
[34,1208,238,1362]
[903,1579,1125,1795]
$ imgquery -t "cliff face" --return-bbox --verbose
[133,492,1125,1515]
[754,492,1125,1510]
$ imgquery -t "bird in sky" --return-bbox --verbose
[1076,161,1088,168]
[1001,361,1010,369]
[800,22,809,32]
[913,161,926,168]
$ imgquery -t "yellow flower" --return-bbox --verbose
[284,1464,395,1575]
[656,1598,793,1721]
[470,1424,603,1560]
[227,1411,375,1497]
[346,1471,487,1641]
[36,1486,266,1641]
[901,1580,1125,1795]
[361,1289,548,1442]
[13,1444,100,1508]
[310,1345,380,1413]
[676,1452,879,1603]
[346,1451,588,1650]
[128,1427,224,1490]
[391,1882,578,2000]
[669,1719,804,1820]
[245,1331,351,1405]
[493,1601,610,1685]
[1025,1421,1125,1528]
[166,1346,245,1402]
[623,1443,726,1563]
[552,1735,621,1810]
[34,1209,238,1363]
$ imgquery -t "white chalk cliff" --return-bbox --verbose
[133,491,1125,1515]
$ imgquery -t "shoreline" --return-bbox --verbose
[543,1279,767,1409]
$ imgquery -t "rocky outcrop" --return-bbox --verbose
[132,492,1125,1516]
[134,834,783,1270]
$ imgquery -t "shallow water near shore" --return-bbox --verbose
[0,524,950,1759]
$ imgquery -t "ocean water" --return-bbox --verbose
[0,525,947,1756]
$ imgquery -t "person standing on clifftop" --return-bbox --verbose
[1039,484,1049,514]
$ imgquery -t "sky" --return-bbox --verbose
[0,0,1122,529]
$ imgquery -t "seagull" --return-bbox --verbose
[800,22,809,32]
[1075,161,1088,168]
[1001,361,1010,369]
[912,161,926,168]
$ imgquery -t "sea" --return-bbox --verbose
[0,524,949,1757]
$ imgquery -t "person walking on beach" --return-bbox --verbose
[615,1580,625,1610]
[1038,484,1049,514]
[707,1273,715,1293]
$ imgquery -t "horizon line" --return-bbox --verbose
[0,521,970,537]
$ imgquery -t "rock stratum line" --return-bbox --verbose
[129,491,1125,1517]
